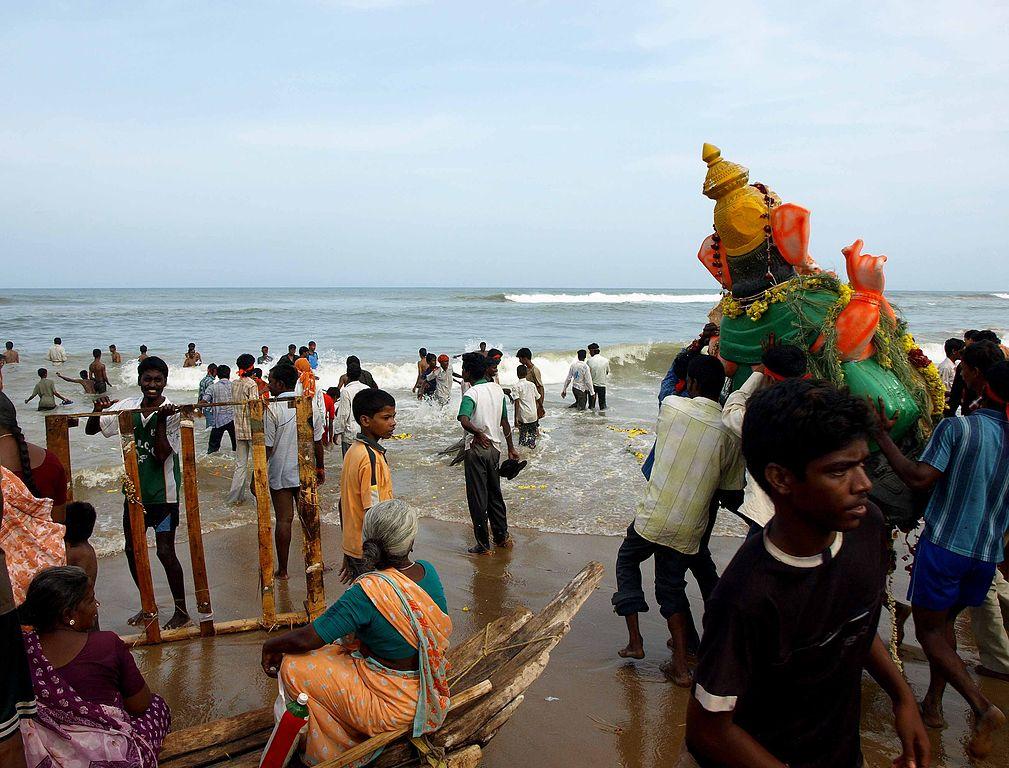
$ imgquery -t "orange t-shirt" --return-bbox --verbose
[339,439,393,558]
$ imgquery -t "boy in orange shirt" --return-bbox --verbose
[338,388,396,583]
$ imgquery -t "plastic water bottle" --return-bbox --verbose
[259,693,310,768]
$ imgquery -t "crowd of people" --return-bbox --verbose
[0,324,1007,768]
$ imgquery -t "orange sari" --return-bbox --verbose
[0,466,65,605]
[280,568,452,766]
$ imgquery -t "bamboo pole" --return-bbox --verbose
[248,398,276,625]
[180,419,215,637]
[117,410,162,644]
[60,399,278,420]
[295,396,325,620]
[120,610,308,647]
[44,414,74,510]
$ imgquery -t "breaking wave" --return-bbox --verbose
[502,292,721,305]
[993,293,1009,300]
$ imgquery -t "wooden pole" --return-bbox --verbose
[117,411,162,644]
[120,610,308,647]
[295,396,325,620]
[44,414,74,520]
[180,418,215,637]
[248,399,276,625]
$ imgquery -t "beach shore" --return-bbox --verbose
[93,518,1009,768]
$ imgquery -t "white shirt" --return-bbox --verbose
[586,354,610,388]
[264,395,324,490]
[47,344,67,363]
[510,379,539,424]
[937,357,958,394]
[335,381,368,442]
[563,360,594,393]
[721,372,775,527]
[461,381,507,452]
[426,366,454,405]
[99,396,181,454]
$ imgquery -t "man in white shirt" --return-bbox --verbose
[511,365,540,448]
[46,337,67,364]
[586,343,611,412]
[334,367,369,455]
[937,338,964,397]
[561,349,594,411]
[425,354,455,407]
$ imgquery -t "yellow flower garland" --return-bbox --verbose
[901,333,946,417]
[720,275,840,322]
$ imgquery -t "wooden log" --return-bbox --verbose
[161,707,273,761]
[118,410,161,644]
[313,680,492,768]
[248,398,276,625]
[121,611,307,647]
[473,694,524,746]
[44,414,73,513]
[161,729,272,768]
[445,744,483,768]
[295,396,325,620]
[180,420,214,637]
[446,607,533,684]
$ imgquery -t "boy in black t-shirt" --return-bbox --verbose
[685,380,929,768]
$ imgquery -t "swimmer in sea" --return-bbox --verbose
[57,370,97,395]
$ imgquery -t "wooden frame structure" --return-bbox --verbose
[46,396,326,646]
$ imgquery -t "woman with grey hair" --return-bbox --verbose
[261,500,452,765]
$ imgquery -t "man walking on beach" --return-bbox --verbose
[587,343,611,412]
[872,341,1009,758]
[85,356,191,630]
[3,342,18,364]
[89,348,110,395]
[228,354,260,504]
[201,365,236,454]
[458,353,520,555]
[47,337,67,364]
[685,379,929,768]
[258,346,273,365]
[612,356,743,686]
[561,350,594,411]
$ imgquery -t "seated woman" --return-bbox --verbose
[262,500,452,765]
[18,566,171,767]
[0,392,69,523]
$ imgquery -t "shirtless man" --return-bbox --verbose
[3,342,18,364]
[88,349,110,395]
[58,370,97,395]
[109,344,122,364]
[183,343,202,368]
[138,345,148,362]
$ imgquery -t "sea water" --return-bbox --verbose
[1,287,1006,555]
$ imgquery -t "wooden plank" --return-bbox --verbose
[117,410,161,644]
[248,398,276,625]
[160,707,273,761]
[160,729,272,768]
[295,396,325,620]
[44,414,72,522]
[121,610,307,647]
[180,419,215,637]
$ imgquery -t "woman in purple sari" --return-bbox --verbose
[18,566,171,768]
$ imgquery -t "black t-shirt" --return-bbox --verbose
[691,503,889,768]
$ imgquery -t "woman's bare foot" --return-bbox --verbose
[618,641,645,659]
[919,699,946,729]
[977,664,1009,683]
[968,704,1006,759]
[274,569,289,580]
[126,609,149,626]
[660,660,692,688]
[163,609,191,630]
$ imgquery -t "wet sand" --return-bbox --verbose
[94,519,1009,768]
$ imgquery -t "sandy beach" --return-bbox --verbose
[91,516,1009,768]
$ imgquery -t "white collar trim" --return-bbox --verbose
[763,530,843,568]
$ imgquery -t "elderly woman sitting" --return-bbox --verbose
[19,566,171,767]
[262,500,452,765]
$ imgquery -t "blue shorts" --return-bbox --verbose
[907,536,996,611]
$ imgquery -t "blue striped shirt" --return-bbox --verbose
[921,409,1009,562]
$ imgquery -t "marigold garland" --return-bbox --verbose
[720,275,839,322]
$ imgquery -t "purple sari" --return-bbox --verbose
[20,631,170,768]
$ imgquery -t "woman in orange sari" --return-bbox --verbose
[262,500,451,766]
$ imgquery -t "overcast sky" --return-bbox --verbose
[3,1,1008,290]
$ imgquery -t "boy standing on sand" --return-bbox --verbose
[264,364,325,580]
[85,356,191,630]
[338,388,396,582]
[685,379,929,768]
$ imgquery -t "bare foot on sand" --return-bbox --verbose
[163,609,191,631]
[977,665,1009,683]
[274,569,289,580]
[919,699,946,729]
[126,609,150,626]
[894,601,911,646]
[660,660,693,688]
[618,641,645,660]
[667,638,698,663]
[968,704,1006,759]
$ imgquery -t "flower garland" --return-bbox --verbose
[721,275,841,322]
[900,333,945,417]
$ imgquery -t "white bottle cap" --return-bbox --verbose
[297,693,309,705]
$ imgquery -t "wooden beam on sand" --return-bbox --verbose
[121,610,308,648]
[117,410,161,645]
[180,418,215,637]
[295,396,325,620]
[44,414,74,508]
[248,398,276,625]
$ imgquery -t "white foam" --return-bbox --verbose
[994,293,1009,300]
[504,292,721,304]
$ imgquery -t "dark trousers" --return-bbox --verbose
[518,421,539,448]
[464,444,508,549]
[208,420,236,453]
[588,385,607,411]
[569,388,589,410]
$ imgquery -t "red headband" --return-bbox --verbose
[763,366,812,383]
[983,384,1009,421]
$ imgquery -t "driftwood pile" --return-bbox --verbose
[159,561,603,768]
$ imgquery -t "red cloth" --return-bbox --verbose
[323,393,336,419]
[14,449,67,506]
[53,631,147,708]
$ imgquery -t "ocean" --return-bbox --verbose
[2,287,1007,556]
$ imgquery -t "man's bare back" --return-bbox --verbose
[3,349,18,363]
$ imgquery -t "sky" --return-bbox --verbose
[2,1,1008,290]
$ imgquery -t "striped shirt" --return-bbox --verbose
[634,395,745,554]
[921,408,1009,563]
